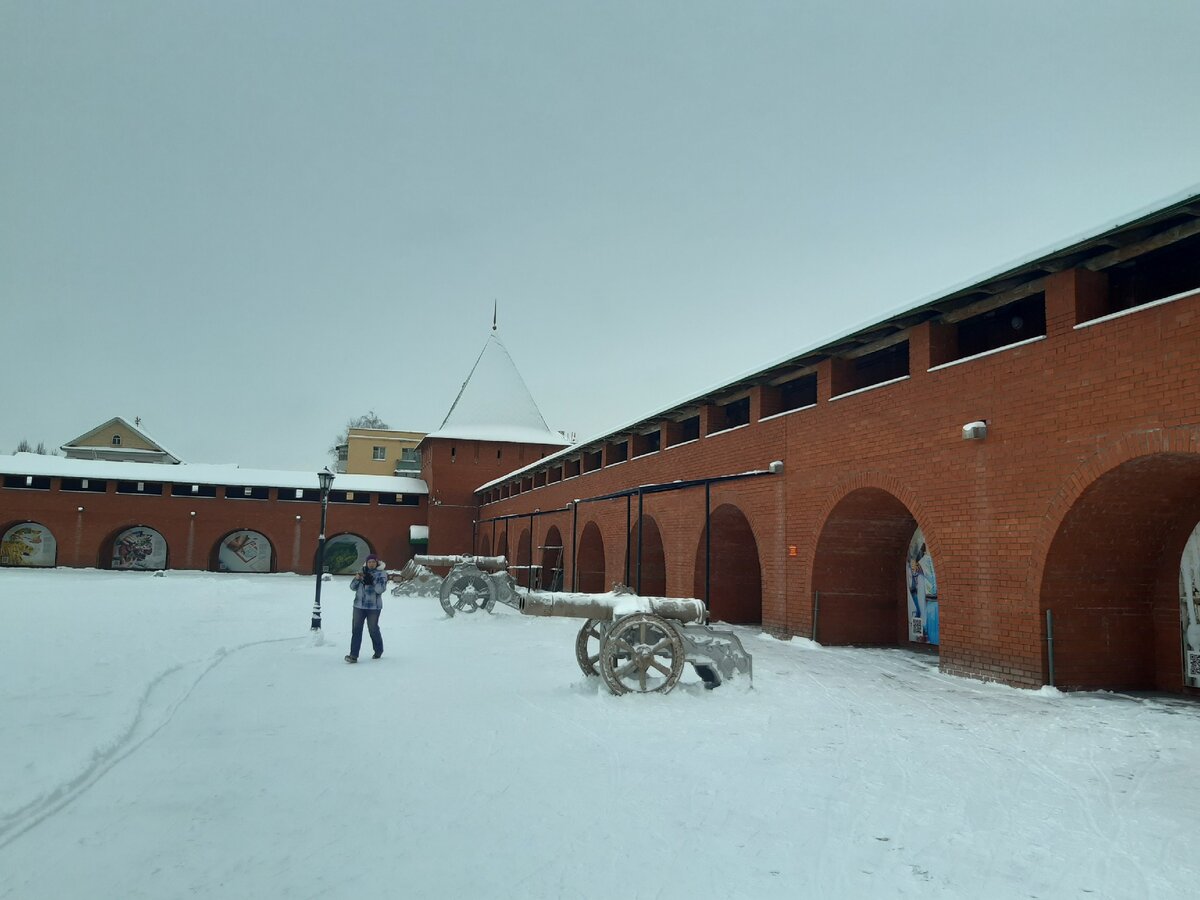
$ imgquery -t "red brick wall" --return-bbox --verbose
[0,483,425,574]
[475,272,1200,692]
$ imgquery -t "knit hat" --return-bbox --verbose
[366,554,379,563]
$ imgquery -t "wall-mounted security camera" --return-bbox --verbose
[962,421,988,441]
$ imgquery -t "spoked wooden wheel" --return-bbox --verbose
[599,613,685,695]
[574,618,607,676]
[438,566,497,616]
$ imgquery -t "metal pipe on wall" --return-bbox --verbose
[636,487,644,595]
[704,481,711,608]
[1045,609,1056,687]
[624,494,631,587]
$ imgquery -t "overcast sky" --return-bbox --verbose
[3,1,1199,471]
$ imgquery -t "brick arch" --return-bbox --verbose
[576,520,606,593]
[540,525,566,595]
[809,477,937,647]
[514,527,531,587]
[692,503,762,624]
[540,525,565,591]
[630,514,667,597]
[807,472,940,575]
[211,528,277,573]
[0,520,58,568]
[495,527,509,562]
[670,490,774,605]
[104,523,171,571]
[1032,429,1200,692]
[316,532,372,575]
[1027,425,1200,602]
[475,530,491,555]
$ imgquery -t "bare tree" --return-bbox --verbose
[329,411,390,461]
[13,439,57,455]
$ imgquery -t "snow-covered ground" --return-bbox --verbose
[2,569,1198,899]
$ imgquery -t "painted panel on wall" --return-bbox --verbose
[0,523,57,567]
[1181,522,1200,688]
[218,530,272,573]
[111,527,168,570]
[323,534,370,574]
[906,527,939,645]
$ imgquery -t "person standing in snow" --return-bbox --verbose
[346,554,386,663]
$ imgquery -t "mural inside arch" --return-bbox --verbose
[906,527,939,645]
[1182,522,1200,688]
[218,530,272,573]
[112,527,168,570]
[1,523,56,567]
[323,534,371,575]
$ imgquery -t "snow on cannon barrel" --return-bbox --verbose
[413,554,508,572]
[519,590,706,625]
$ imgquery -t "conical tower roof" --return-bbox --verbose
[425,333,568,446]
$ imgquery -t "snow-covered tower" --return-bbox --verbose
[417,332,568,554]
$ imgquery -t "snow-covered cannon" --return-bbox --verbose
[388,559,443,598]
[410,554,516,616]
[524,590,752,695]
[421,555,752,695]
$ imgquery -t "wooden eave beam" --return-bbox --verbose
[940,277,1047,324]
[1084,216,1200,271]
[842,327,910,359]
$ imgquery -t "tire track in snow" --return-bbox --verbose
[0,635,302,851]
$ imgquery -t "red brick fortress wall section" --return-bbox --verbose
[478,272,1200,692]
[0,483,425,575]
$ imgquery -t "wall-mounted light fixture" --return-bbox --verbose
[768,460,784,474]
[190,511,197,517]
[295,515,302,521]
[77,506,84,512]
[962,420,988,441]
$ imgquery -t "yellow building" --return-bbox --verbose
[336,428,425,476]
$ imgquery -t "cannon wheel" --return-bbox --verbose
[438,566,497,617]
[574,618,607,677]
[599,613,685,695]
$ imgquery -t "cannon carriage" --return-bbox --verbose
[404,554,753,695]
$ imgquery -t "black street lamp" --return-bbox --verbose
[311,467,335,631]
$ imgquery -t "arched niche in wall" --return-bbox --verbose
[322,533,372,574]
[693,504,761,624]
[0,522,57,567]
[110,526,169,570]
[215,529,274,573]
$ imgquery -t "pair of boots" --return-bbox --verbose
[344,651,382,663]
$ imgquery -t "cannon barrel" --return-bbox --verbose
[520,591,706,624]
[414,554,508,572]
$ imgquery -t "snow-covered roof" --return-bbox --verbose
[61,416,185,463]
[475,183,1200,494]
[0,453,428,494]
[423,332,569,447]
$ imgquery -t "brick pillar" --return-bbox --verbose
[1046,268,1109,335]
[828,357,855,398]
[752,384,777,420]
[923,321,958,370]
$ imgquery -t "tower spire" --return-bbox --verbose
[492,299,497,332]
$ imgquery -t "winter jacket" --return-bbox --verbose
[351,566,386,610]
